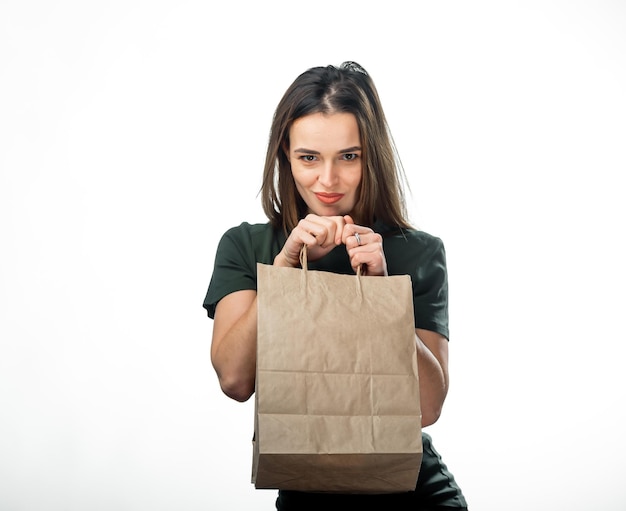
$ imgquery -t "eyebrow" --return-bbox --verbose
[293,146,362,154]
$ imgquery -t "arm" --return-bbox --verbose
[415,328,449,427]
[341,223,450,425]
[342,225,450,425]
[210,215,348,402]
[211,289,257,402]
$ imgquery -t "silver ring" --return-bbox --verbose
[354,232,362,246]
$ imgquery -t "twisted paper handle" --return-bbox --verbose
[299,245,362,276]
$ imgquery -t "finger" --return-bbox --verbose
[298,218,325,246]
[317,215,345,246]
[306,231,320,247]
[343,225,372,246]
[332,217,347,245]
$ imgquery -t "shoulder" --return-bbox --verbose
[378,226,447,277]
[398,228,444,249]
[221,221,274,241]
[204,222,278,318]
[381,226,445,256]
[218,222,275,252]
[217,221,285,266]
[375,220,443,245]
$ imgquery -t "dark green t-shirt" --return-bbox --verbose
[203,221,467,509]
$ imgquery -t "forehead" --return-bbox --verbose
[289,112,360,149]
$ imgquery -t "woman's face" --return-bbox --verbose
[288,112,362,217]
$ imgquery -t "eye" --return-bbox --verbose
[299,155,317,162]
[342,153,359,161]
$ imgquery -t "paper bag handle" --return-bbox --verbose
[299,244,308,270]
[299,245,363,276]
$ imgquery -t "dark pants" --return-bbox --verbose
[276,490,467,510]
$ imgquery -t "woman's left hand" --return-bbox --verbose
[341,215,388,276]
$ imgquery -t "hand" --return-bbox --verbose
[274,214,347,267]
[341,215,388,276]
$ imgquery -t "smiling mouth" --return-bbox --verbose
[314,193,344,204]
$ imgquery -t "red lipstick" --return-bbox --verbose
[315,193,344,205]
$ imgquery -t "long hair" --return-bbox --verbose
[260,61,412,233]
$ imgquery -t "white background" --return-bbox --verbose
[1,1,625,510]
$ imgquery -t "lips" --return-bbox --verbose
[315,192,344,205]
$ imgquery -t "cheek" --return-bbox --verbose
[292,168,315,189]
[347,167,363,189]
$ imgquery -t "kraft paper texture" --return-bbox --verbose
[253,258,422,493]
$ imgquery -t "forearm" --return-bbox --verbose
[211,297,258,402]
[415,331,449,427]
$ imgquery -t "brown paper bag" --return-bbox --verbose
[252,248,422,494]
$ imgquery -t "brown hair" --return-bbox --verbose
[260,61,412,233]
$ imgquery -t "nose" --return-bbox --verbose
[318,161,339,188]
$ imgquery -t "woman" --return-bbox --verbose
[203,61,468,510]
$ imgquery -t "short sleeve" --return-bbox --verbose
[202,225,258,319]
[411,236,449,340]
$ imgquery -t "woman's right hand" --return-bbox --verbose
[274,214,347,267]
